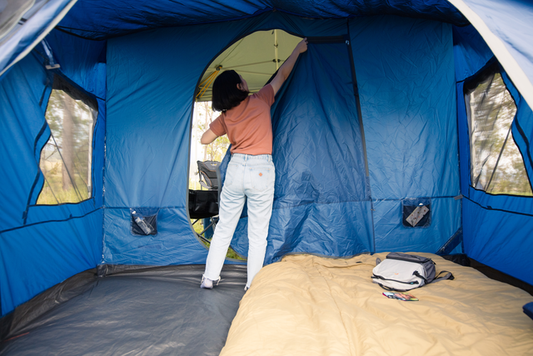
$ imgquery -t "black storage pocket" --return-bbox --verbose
[130,208,158,236]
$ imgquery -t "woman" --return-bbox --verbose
[200,38,308,290]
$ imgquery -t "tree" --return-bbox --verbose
[61,93,75,191]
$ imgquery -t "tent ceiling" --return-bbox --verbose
[56,0,469,40]
[196,30,302,102]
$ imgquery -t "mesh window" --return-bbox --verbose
[465,69,532,196]
[37,76,98,205]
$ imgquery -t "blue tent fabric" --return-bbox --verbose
[0,211,103,315]
[453,25,493,82]
[103,208,207,265]
[44,30,107,100]
[463,199,533,285]
[223,15,460,261]
[502,71,533,193]
[102,12,349,266]
[51,1,533,108]
[0,30,105,314]
[351,16,461,252]
[524,302,533,321]
[266,39,371,261]
[352,17,458,200]
[56,0,468,40]
[103,24,218,266]
[0,54,48,232]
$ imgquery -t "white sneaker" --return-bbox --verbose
[200,276,220,289]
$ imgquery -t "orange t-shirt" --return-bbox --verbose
[209,84,275,155]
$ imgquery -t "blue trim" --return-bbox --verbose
[1,207,103,234]
[23,120,49,224]
[464,195,533,218]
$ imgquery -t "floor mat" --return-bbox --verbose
[0,265,246,356]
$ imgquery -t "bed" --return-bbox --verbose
[220,253,533,356]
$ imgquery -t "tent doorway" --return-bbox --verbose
[188,29,302,259]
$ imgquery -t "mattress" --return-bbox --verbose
[220,253,533,356]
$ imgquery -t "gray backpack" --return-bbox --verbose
[371,252,454,291]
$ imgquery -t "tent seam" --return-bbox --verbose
[0,207,103,235]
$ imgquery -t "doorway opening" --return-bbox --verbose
[189,29,302,260]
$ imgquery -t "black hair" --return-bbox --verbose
[212,70,249,112]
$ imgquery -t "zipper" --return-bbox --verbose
[371,274,420,285]
[385,255,434,265]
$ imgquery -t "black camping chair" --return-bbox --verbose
[189,160,221,243]
[197,160,220,191]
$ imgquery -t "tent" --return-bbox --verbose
[1,0,533,354]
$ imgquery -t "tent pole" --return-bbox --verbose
[274,30,279,70]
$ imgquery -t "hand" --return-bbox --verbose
[271,37,308,95]
[295,38,308,54]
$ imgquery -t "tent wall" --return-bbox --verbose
[0,40,105,315]
[351,16,460,253]
[454,25,533,286]
[463,200,533,285]
[0,212,103,316]
[265,37,373,261]
[229,15,460,262]
[103,12,350,265]
[0,54,48,231]
[44,30,107,100]
[104,12,461,264]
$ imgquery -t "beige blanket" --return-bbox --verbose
[221,253,533,356]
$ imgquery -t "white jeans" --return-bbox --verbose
[203,154,275,288]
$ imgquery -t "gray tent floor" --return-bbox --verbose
[0,265,247,356]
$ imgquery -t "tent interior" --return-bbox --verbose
[1,0,533,354]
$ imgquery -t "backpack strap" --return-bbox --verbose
[412,271,429,284]
[432,270,454,283]
[413,270,454,285]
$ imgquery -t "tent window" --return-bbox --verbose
[465,69,532,196]
[37,76,98,205]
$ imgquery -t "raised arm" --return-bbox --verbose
[270,38,308,95]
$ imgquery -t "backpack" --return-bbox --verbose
[371,252,454,292]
